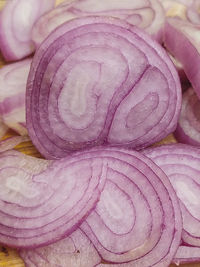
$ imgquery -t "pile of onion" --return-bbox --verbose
[1,0,200,267]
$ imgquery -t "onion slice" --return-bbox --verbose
[0,149,106,248]
[164,17,200,99]
[19,229,101,267]
[72,147,182,266]
[174,88,200,146]
[27,16,181,159]
[0,0,55,61]
[143,144,200,247]
[32,0,165,47]
[0,59,31,135]
[173,245,200,265]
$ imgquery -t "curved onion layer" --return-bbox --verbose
[173,245,200,265]
[19,229,101,267]
[0,59,31,135]
[0,0,55,61]
[143,144,200,247]
[32,0,165,47]
[67,147,183,266]
[27,16,181,159]
[164,17,200,99]
[0,149,106,248]
[174,88,200,146]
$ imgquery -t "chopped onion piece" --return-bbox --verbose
[174,88,200,146]
[32,0,165,47]
[143,144,200,247]
[27,16,181,159]
[0,118,8,139]
[0,59,31,135]
[164,17,200,99]
[0,0,55,61]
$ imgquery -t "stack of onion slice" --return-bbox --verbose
[0,147,182,266]
[27,16,181,159]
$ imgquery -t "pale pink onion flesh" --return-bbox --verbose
[74,147,182,266]
[0,149,106,248]
[173,245,200,265]
[186,0,200,24]
[27,16,181,159]
[32,0,165,47]
[164,17,200,99]
[19,229,101,267]
[0,0,55,61]
[174,88,200,146]
[0,58,31,135]
[143,144,200,247]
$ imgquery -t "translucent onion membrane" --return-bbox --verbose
[174,88,200,146]
[32,0,165,47]
[0,149,106,248]
[27,16,181,159]
[19,229,101,267]
[164,17,200,99]
[78,147,182,266]
[143,144,200,247]
[0,146,182,267]
[0,59,31,135]
[173,245,200,265]
[0,0,55,61]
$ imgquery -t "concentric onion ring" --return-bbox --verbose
[143,144,200,247]
[74,147,182,266]
[27,16,181,159]
[0,149,106,248]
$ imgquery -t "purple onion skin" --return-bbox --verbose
[27,16,181,159]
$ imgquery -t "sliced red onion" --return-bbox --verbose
[0,135,29,152]
[0,149,106,248]
[0,59,31,135]
[164,17,200,99]
[20,229,101,267]
[70,147,182,266]
[174,88,200,146]
[143,144,200,247]
[32,0,165,47]
[173,245,200,265]
[27,16,181,159]
[0,0,55,61]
